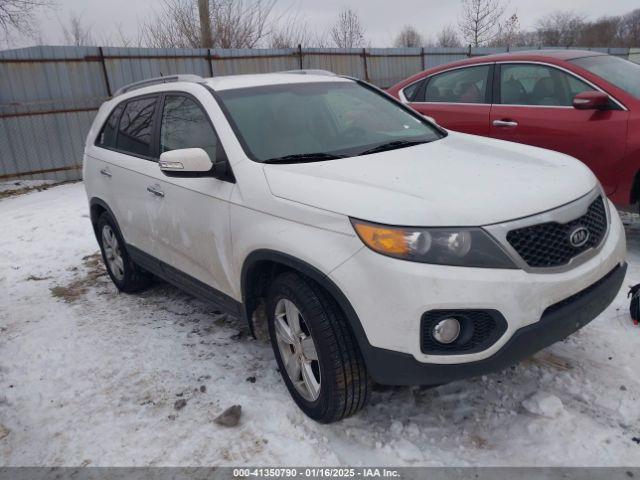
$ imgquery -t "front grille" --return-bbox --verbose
[420,310,507,355]
[506,197,607,268]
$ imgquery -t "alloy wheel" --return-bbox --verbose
[274,298,321,401]
[101,224,125,281]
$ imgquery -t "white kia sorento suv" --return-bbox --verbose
[83,71,627,423]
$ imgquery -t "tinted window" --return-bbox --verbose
[116,97,157,157]
[499,64,593,106]
[571,55,640,99]
[217,82,442,162]
[160,95,217,161]
[97,103,123,148]
[424,66,490,104]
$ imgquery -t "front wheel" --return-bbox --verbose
[267,272,370,423]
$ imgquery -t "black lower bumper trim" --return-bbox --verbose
[365,263,627,386]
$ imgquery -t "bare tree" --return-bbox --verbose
[0,0,54,41]
[436,24,462,47]
[60,13,93,46]
[458,0,506,47]
[535,10,586,46]
[212,0,277,48]
[393,25,423,48]
[140,0,199,48]
[579,15,623,47]
[269,12,310,48]
[620,9,640,47]
[490,12,523,46]
[329,8,365,48]
[98,22,142,47]
[308,29,331,48]
[140,0,277,49]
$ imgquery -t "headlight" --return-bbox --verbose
[350,219,517,269]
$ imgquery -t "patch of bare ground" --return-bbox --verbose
[0,180,79,200]
[49,252,107,302]
[524,351,573,371]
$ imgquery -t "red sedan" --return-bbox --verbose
[387,50,640,209]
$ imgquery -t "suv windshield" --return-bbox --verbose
[570,55,640,99]
[215,81,443,163]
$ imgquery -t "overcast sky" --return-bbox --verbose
[7,0,640,48]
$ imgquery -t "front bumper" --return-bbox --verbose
[329,203,627,385]
[361,263,625,385]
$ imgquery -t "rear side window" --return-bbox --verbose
[97,104,124,148]
[116,97,158,157]
[499,64,593,106]
[424,66,490,104]
[160,95,218,162]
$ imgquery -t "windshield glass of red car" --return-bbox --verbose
[570,55,640,99]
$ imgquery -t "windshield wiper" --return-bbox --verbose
[358,139,429,156]
[262,152,345,164]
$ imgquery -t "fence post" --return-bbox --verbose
[206,48,214,77]
[420,46,425,70]
[362,48,369,82]
[298,44,303,69]
[98,46,112,97]
[467,44,472,57]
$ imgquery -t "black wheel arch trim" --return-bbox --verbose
[89,197,123,242]
[240,249,384,374]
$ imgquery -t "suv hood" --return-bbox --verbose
[263,132,598,227]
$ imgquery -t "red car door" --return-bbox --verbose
[489,62,629,195]
[404,64,493,136]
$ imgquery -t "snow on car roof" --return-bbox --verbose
[203,72,353,91]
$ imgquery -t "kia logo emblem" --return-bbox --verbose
[569,226,590,248]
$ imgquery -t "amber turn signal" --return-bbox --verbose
[351,221,410,255]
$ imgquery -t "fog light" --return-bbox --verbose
[433,318,461,344]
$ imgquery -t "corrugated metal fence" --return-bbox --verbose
[0,45,637,182]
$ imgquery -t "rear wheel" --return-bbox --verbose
[97,212,151,293]
[266,271,369,423]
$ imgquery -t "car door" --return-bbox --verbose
[94,94,165,258]
[489,62,629,195]
[404,64,493,135]
[141,91,236,299]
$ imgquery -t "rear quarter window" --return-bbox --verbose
[96,103,124,148]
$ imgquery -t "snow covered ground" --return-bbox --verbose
[0,182,639,466]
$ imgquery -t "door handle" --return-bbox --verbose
[99,168,112,177]
[146,185,164,198]
[493,119,519,128]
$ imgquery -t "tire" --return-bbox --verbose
[266,271,370,423]
[96,212,151,293]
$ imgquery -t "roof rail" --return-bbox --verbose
[281,69,336,76]
[113,74,205,96]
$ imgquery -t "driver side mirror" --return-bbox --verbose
[573,91,609,110]
[159,148,213,176]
